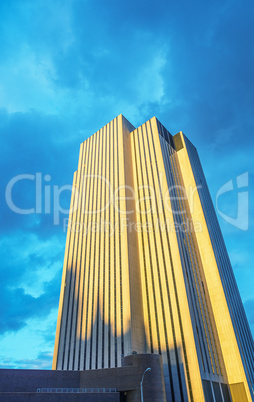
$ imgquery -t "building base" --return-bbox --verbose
[0,353,166,402]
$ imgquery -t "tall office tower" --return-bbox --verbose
[53,115,254,402]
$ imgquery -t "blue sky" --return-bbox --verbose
[0,0,253,369]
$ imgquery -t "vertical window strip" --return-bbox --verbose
[132,131,153,352]
[143,123,183,401]
[71,139,89,370]
[62,143,85,369]
[170,144,221,375]
[77,138,93,370]
[113,119,117,367]
[165,147,207,369]
[95,128,105,369]
[104,122,111,369]
[168,144,211,373]
[108,122,112,368]
[149,122,193,402]
[186,229,219,374]
[136,127,161,355]
[146,123,188,401]
[83,133,97,369]
[179,172,220,375]
[161,139,206,374]
[172,141,221,376]
[102,125,108,368]
[186,144,237,306]
[165,142,211,373]
[116,116,124,357]
[89,129,103,370]
[57,170,78,369]
[140,124,164,357]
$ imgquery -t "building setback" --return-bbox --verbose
[53,115,254,402]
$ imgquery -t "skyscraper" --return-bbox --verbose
[53,115,254,402]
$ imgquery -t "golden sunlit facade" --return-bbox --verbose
[53,115,254,402]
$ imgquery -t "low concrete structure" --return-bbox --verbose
[0,354,166,401]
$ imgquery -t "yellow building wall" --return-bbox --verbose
[53,115,145,371]
[130,117,205,401]
[175,131,252,402]
[53,114,252,402]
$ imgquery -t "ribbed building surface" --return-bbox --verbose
[53,115,254,402]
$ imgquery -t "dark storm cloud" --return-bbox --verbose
[0,109,80,235]
[0,284,56,334]
[158,1,254,144]
[0,232,63,334]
